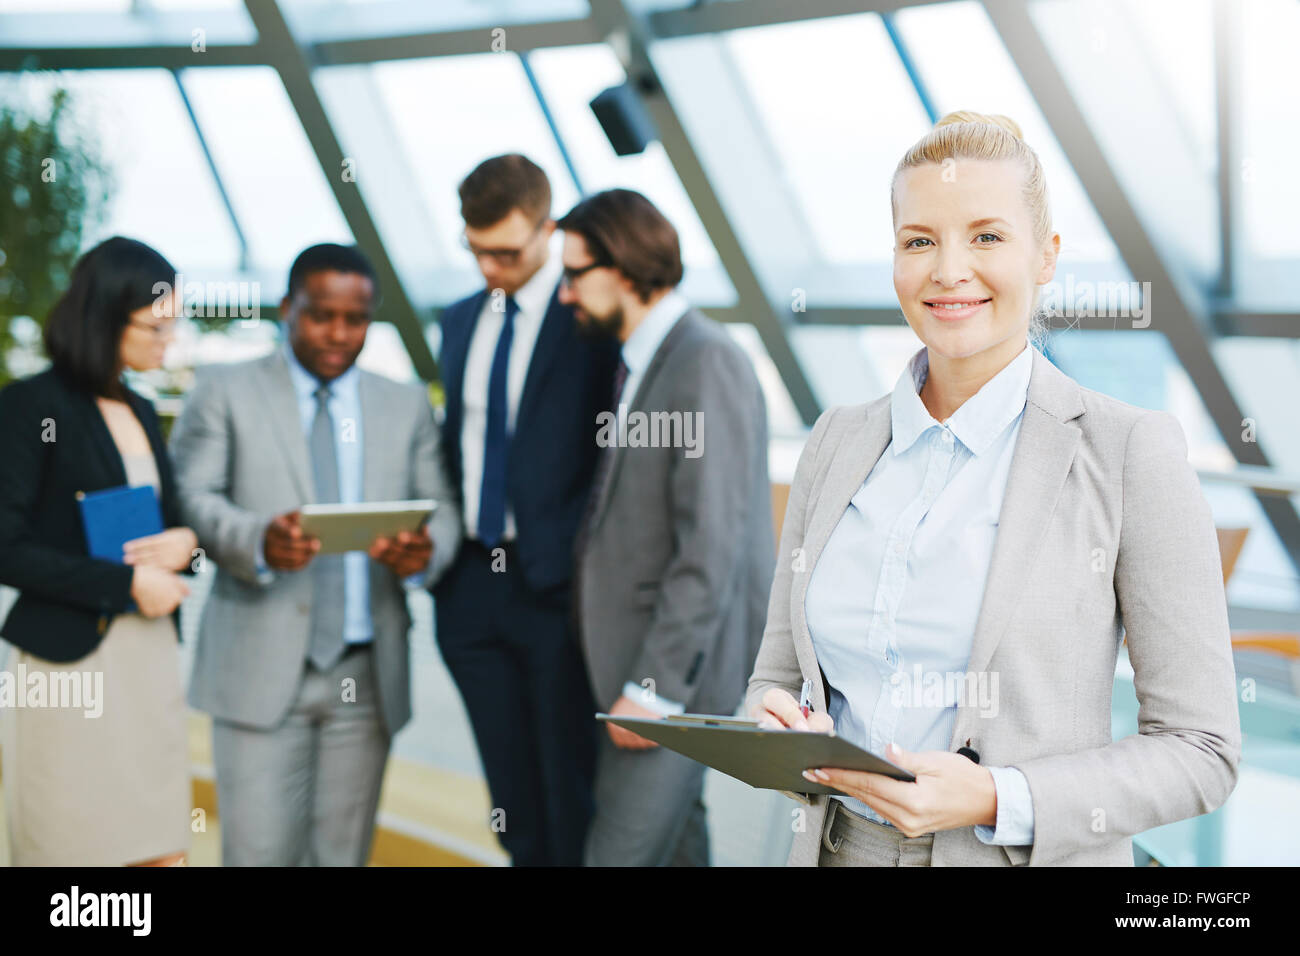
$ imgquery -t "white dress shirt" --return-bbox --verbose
[459,252,563,542]
[803,341,1036,846]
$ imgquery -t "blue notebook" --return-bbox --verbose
[77,484,164,563]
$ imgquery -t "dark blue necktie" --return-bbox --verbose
[477,294,520,547]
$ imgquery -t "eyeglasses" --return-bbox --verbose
[560,261,608,286]
[128,319,178,339]
[460,218,547,267]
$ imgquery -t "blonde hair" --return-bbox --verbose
[891,111,1055,347]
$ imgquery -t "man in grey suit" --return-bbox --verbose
[556,189,773,866]
[170,244,461,865]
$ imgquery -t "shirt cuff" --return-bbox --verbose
[402,571,427,592]
[621,681,686,717]
[253,536,276,586]
[974,765,1035,846]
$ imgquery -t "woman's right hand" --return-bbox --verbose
[752,687,835,733]
[130,565,191,618]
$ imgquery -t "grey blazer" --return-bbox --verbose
[169,351,462,738]
[747,347,1241,866]
[578,309,773,715]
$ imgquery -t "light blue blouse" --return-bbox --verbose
[804,343,1036,846]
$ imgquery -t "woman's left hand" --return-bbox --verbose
[123,527,200,573]
[804,743,998,837]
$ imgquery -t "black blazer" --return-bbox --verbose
[0,366,184,662]
[434,284,618,596]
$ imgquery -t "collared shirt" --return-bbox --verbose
[804,341,1036,846]
[615,288,691,714]
[617,288,690,409]
[254,344,427,617]
[460,251,563,541]
[281,341,372,645]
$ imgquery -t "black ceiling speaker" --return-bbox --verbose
[589,80,659,156]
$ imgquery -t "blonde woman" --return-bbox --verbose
[747,111,1240,866]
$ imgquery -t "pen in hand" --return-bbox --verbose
[799,678,813,719]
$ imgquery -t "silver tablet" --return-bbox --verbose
[298,499,437,554]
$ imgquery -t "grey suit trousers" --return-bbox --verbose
[816,799,934,867]
[583,735,710,867]
[212,645,388,866]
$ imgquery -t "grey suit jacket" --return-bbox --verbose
[578,309,773,715]
[747,347,1241,866]
[169,351,462,738]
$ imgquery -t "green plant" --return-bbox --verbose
[0,83,111,386]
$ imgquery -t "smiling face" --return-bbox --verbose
[282,270,374,382]
[893,158,1058,372]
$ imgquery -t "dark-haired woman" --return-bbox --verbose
[0,236,194,866]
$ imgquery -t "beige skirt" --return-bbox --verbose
[1,612,191,866]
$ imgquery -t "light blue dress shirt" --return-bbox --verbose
[804,342,1036,846]
[615,289,692,715]
[253,345,429,643]
[281,343,373,645]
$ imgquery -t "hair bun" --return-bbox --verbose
[934,110,1024,141]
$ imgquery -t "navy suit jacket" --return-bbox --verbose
[434,284,618,597]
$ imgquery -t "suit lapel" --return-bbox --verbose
[128,390,179,524]
[440,290,488,430]
[513,286,566,439]
[588,310,696,534]
[359,371,384,501]
[794,399,892,712]
[76,388,128,488]
[959,352,1084,678]
[257,352,315,503]
[949,349,1084,746]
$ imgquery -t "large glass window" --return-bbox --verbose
[281,0,589,42]
[366,54,579,270]
[895,0,1121,269]
[1237,0,1300,308]
[528,43,724,275]
[722,13,930,268]
[0,69,241,274]
[1030,0,1219,287]
[179,66,353,286]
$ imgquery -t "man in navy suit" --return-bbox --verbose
[432,154,618,865]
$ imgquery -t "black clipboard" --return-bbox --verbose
[597,713,915,797]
